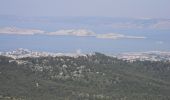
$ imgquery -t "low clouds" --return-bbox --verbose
[0,27,96,36]
[47,29,95,36]
[47,29,146,40]
[110,19,170,30]
[96,33,146,39]
[0,27,44,35]
[0,27,146,40]
[149,21,170,30]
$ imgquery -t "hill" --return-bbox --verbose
[0,53,170,100]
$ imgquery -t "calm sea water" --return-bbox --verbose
[0,16,170,54]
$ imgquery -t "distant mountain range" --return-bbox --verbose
[1,48,170,62]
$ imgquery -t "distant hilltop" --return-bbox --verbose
[0,48,86,59]
[116,51,170,62]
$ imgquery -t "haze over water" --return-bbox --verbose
[0,0,170,54]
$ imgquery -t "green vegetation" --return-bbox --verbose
[0,53,170,100]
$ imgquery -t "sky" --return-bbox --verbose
[0,0,170,18]
[0,0,170,54]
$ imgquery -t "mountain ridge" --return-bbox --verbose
[1,48,170,62]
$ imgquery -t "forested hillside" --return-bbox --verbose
[0,53,170,100]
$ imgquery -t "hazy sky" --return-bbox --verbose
[0,0,170,18]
